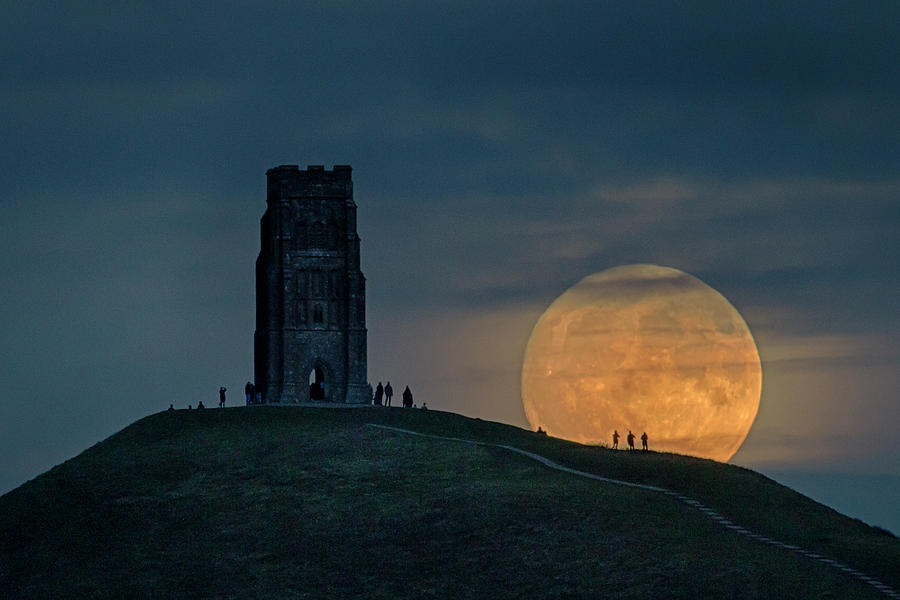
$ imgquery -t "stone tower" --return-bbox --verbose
[254,164,368,404]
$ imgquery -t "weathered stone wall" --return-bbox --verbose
[254,164,368,403]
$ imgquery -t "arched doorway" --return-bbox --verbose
[309,366,326,401]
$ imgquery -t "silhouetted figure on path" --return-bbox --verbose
[421,402,428,410]
[168,404,174,412]
[197,401,205,409]
[627,430,635,451]
[612,430,619,449]
[536,427,547,435]
[219,387,227,408]
[384,382,393,407]
[188,405,192,410]
[402,386,413,408]
[641,432,648,451]
[245,381,255,406]
[374,382,384,406]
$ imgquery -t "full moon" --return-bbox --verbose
[521,264,761,462]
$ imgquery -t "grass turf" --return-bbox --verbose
[0,406,896,599]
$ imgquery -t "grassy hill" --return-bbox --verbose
[0,406,897,599]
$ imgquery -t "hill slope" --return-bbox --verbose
[1,407,897,599]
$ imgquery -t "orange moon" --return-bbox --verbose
[521,264,761,462]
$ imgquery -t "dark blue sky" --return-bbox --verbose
[1,2,898,532]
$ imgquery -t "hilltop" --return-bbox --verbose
[0,407,897,599]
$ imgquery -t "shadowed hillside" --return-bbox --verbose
[1,407,897,599]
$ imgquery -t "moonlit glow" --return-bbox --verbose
[521,265,762,462]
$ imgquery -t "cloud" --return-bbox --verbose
[590,178,699,209]
[733,349,900,471]
[364,175,899,322]
[759,332,900,368]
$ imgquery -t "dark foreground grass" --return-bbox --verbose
[0,406,896,599]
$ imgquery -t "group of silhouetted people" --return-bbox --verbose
[168,401,206,410]
[165,385,239,411]
[166,381,426,410]
[245,381,263,405]
[612,429,648,451]
[372,381,416,408]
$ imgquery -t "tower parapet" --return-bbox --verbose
[266,165,353,202]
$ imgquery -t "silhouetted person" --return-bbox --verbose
[197,400,205,409]
[188,405,192,410]
[641,432,648,451]
[384,382,394,407]
[536,427,547,435]
[245,381,255,406]
[402,386,413,408]
[421,402,428,410]
[219,387,226,408]
[374,382,384,406]
[168,403,174,412]
[612,430,619,449]
[627,430,635,451]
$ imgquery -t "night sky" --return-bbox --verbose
[2,2,898,533]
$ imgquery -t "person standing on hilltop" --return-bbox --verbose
[384,382,394,407]
[612,430,620,449]
[374,382,384,406]
[402,385,413,408]
[219,387,227,408]
[627,430,635,450]
[641,432,648,451]
[245,381,255,406]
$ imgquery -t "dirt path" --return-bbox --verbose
[369,423,899,599]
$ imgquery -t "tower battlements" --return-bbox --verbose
[266,165,353,201]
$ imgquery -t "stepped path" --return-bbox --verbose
[369,423,899,599]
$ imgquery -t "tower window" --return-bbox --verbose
[312,271,326,297]
[298,302,307,325]
[330,270,342,298]
[298,270,308,296]
[330,301,339,326]
[310,222,325,248]
[295,221,307,248]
